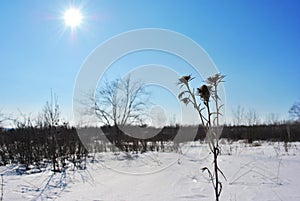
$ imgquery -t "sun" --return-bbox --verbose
[63,8,83,28]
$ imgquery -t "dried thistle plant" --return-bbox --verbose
[178,73,226,201]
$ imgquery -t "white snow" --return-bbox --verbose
[1,140,300,201]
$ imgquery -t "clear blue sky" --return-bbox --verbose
[1,0,299,124]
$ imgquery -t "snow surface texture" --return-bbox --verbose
[1,141,300,201]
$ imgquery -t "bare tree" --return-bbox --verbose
[266,113,279,125]
[43,91,60,127]
[14,110,34,128]
[91,76,149,127]
[0,111,3,125]
[232,105,245,125]
[42,91,61,172]
[289,99,300,121]
[246,108,259,126]
[83,76,150,151]
[0,110,10,128]
[0,111,5,126]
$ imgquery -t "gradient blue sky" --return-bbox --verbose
[1,0,299,124]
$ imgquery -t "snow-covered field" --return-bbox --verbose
[1,140,300,201]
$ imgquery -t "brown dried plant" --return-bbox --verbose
[178,73,226,201]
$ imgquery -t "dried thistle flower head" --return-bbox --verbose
[197,84,210,105]
[206,73,225,85]
[178,75,193,85]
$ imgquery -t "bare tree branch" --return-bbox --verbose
[232,105,245,126]
[42,90,60,127]
[85,76,150,127]
[0,110,6,125]
[289,99,300,121]
[0,109,11,127]
[246,108,259,126]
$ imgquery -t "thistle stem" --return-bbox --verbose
[186,84,206,128]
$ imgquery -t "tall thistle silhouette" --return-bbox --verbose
[178,73,226,201]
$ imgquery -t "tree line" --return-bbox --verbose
[1,122,299,170]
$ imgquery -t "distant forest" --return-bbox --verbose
[0,122,299,171]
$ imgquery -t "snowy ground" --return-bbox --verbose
[1,140,300,201]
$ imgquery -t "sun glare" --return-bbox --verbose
[63,8,83,28]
